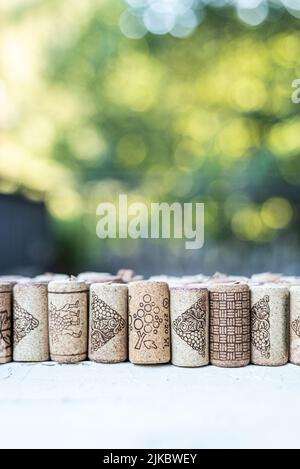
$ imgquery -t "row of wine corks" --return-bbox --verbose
[0,279,299,367]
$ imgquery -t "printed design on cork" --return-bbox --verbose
[91,294,126,351]
[0,310,11,351]
[49,300,82,341]
[291,317,300,338]
[172,298,207,356]
[251,295,271,359]
[129,294,163,350]
[210,290,250,362]
[13,302,39,345]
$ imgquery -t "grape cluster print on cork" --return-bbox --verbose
[129,293,164,351]
[0,283,12,364]
[0,310,11,360]
[129,281,171,364]
[48,279,88,364]
[173,298,207,357]
[251,295,271,359]
[292,318,300,337]
[49,301,82,342]
[90,294,126,352]
[89,283,128,363]
[13,302,39,345]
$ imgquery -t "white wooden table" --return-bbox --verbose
[0,362,299,449]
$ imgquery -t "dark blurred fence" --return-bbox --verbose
[0,194,54,275]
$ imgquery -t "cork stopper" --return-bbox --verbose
[210,282,250,368]
[13,281,49,362]
[0,284,12,364]
[48,277,88,293]
[250,283,289,366]
[290,286,300,365]
[89,283,128,363]
[170,286,209,368]
[210,282,250,293]
[48,276,88,364]
[35,273,69,282]
[128,281,171,365]
[0,282,12,293]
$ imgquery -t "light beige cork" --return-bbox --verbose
[0,276,26,286]
[210,283,250,368]
[13,282,49,362]
[250,284,289,366]
[170,286,209,367]
[89,283,128,363]
[35,273,69,282]
[129,281,170,365]
[78,272,122,286]
[289,286,300,365]
[48,279,88,364]
[0,283,12,364]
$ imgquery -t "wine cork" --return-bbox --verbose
[250,284,289,366]
[0,276,26,286]
[13,282,49,362]
[210,283,250,368]
[251,272,282,283]
[0,283,12,364]
[89,283,128,363]
[170,286,209,367]
[289,286,300,365]
[78,272,122,286]
[78,272,111,281]
[48,279,88,363]
[35,273,69,282]
[129,281,170,365]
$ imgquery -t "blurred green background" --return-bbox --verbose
[1,0,300,275]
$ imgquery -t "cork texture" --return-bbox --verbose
[210,283,250,368]
[289,286,300,365]
[89,283,128,363]
[48,280,88,363]
[250,284,289,366]
[170,286,209,367]
[129,281,170,364]
[13,283,49,362]
[0,283,12,364]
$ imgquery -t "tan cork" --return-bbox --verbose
[0,283,12,364]
[210,283,250,368]
[13,282,49,362]
[48,279,88,364]
[170,286,209,367]
[250,284,289,366]
[89,283,128,363]
[129,281,170,365]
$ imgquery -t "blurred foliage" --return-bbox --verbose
[0,0,300,269]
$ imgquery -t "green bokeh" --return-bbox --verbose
[1,0,300,271]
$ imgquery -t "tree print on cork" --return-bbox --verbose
[251,295,271,359]
[91,294,126,352]
[0,310,11,352]
[129,294,165,350]
[13,301,39,345]
[172,298,207,357]
[292,317,300,338]
[49,300,82,341]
